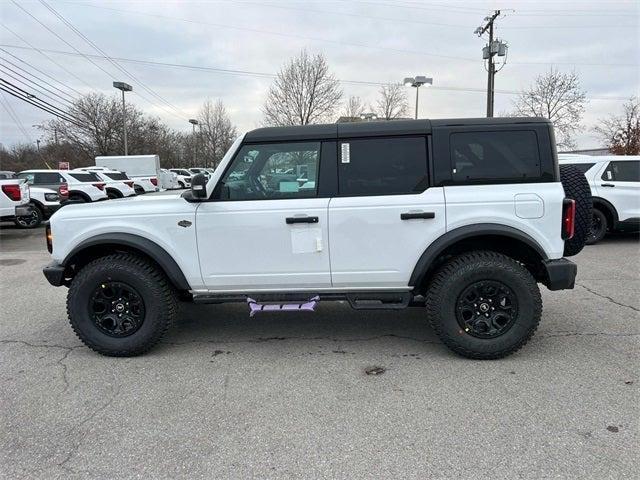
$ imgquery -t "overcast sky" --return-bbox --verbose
[1,0,638,150]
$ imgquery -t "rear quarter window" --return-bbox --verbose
[449,130,541,184]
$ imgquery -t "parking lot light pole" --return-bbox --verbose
[113,82,133,155]
[403,76,433,119]
[189,119,199,167]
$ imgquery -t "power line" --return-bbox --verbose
[0,63,75,108]
[0,51,78,102]
[1,22,94,91]
[38,0,190,120]
[0,78,82,126]
[0,91,32,142]
[9,1,186,122]
[0,84,82,127]
[239,1,639,29]
[59,2,640,67]
[0,44,632,101]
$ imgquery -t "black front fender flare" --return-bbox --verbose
[63,233,191,290]
[409,224,548,288]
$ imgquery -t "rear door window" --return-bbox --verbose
[449,131,541,184]
[338,136,428,196]
[34,172,63,184]
[69,172,100,182]
[601,161,640,182]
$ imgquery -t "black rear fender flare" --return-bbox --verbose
[409,224,548,288]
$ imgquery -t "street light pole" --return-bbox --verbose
[404,76,433,119]
[189,119,199,167]
[113,81,133,155]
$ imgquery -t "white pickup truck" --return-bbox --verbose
[0,179,32,222]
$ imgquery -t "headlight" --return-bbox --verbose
[45,193,59,202]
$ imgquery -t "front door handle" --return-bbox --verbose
[401,211,435,220]
[286,216,319,224]
[601,183,615,187]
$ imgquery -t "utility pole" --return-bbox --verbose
[189,119,199,167]
[113,82,133,155]
[475,11,508,118]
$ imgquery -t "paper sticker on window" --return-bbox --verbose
[341,143,350,163]
[606,170,612,180]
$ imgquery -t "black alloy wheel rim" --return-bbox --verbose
[17,210,39,227]
[455,280,518,339]
[89,281,145,337]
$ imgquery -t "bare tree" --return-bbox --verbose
[341,95,365,120]
[262,50,342,126]
[375,83,409,120]
[512,68,587,150]
[593,97,639,155]
[198,99,237,168]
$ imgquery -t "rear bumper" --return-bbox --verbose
[14,204,33,216]
[43,261,66,287]
[542,258,577,291]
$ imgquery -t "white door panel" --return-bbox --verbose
[196,199,331,290]
[329,189,446,288]
[444,183,566,259]
[597,161,640,221]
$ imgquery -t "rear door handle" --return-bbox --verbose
[286,216,319,224]
[401,211,435,220]
[601,183,615,187]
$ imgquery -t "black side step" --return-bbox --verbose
[346,292,412,310]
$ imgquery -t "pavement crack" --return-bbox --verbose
[577,284,640,313]
[541,331,640,338]
[0,339,83,351]
[57,383,121,473]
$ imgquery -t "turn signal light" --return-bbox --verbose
[45,224,53,253]
[2,184,21,201]
[562,199,576,240]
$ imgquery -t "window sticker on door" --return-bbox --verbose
[606,170,612,180]
[341,143,350,163]
[291,227,322,254]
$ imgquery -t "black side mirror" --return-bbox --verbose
[190,173,207,199]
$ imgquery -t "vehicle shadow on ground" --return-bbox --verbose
[162,300,444,355]
[596,231,640,245]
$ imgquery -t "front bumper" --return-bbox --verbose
[43,261,66,287]
[542,258,577,291]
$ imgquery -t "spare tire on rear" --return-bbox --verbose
[560,164,592,257]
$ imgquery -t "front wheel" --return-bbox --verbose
[586,209,608,244]
[14,205,43,228]
[425,251,542,359]
[67,253,177,356]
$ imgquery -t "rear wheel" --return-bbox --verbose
[425,251,542,359]
[67,253,177,356]
[14,205,42,228]
[559,164,592,256]
[106,189,122,199]
[586,208,608,244]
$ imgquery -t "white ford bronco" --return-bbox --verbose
[43,118,591,359]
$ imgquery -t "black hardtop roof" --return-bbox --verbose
[244,117,551,143]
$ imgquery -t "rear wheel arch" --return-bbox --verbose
[62,234,191,291]
[410,224,548,292]
[592,196,617,228]
[69,190,91,202]
[106,188,123,199]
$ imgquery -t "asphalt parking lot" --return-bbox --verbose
[0,222,638,479]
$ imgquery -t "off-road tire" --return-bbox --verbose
[67,253,177,356]
[560,164,592,256]
[425,251,542,360]
[586,208,608,244]
[14,204,43,228]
